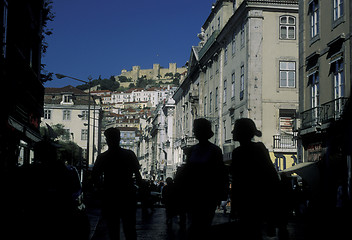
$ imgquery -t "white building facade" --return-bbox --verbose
[42,86,102,166]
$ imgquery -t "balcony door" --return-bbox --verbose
[310,72,320,125]
[332,59,345,118]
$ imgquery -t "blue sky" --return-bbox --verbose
[43,0,216,87]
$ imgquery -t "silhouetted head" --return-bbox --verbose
[232,118,262,143]
[166,177,173,185]
[34,140,57,163]
[193,118,214,141]
[104,127,121,148]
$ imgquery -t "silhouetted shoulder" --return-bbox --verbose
[254,142,267,150]
[122,148,137,157]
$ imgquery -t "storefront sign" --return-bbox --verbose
[307,143,324,162]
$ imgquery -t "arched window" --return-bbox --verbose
[280,16,296,40]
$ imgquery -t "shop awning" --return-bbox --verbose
[8,116,42,143]
[280,161,320,191]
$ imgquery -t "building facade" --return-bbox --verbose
[296,0,352,232]
[110,86,176,109]
[298,0,351,163]
[137,92,176,180]
[1,0,47,169]
[42,86,102,166]
[174,0,299,170]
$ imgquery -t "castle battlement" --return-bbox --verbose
[117,63,187,82]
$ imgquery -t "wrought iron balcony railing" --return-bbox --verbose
[301,97,349,130]
[273,133,297,150]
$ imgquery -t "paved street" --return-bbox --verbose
[87,206,304,240]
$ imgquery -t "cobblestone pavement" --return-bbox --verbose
[88,206,304,240]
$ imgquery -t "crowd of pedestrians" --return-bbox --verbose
[91,118,287,240]
[3,118,294,240]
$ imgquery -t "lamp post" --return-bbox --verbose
[55,73,92,170]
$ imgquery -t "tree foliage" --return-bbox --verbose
[76,76,120,91]
[40,124,83,167]
[40,0,55,83]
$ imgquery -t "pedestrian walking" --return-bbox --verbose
[162,177,177,225]
[92,127,142,240]
[230,118,281,240]
[175,118,228,240]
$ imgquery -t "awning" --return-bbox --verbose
[8,116,42,143]
[280,161,320,191]
[281,162,316,173]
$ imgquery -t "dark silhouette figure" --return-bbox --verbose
[162,177,177,225]
[230,118,280,240]
[92,127,142,240]
[8,141,84,240]
[175,118,228,240]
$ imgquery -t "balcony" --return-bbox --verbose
[198,30,220,60]
[273,133,297,152]
[180,136,198,149]
[301,97,349,130]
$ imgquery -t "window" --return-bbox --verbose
[63,110,71,120]
[279,110,296,134]
[332,59,345,116]
[209,92,212,113]
[333,0,344,21]
[231,73,235,98]
[224,45,228,64]
[280,16,295,39]
[223,120,227,143]
[240,66,244,100]
[280,61,296,88]
[81,110,88,120]
[63,95,72,103]
[241,22,245,47]
[309,0,319,39]
[215,59,219,74]
[204,96,207,115]
[214,124,218,144]
[215,87,218,109]
[333,59,344,100]
[223,80,227,104]
[81,129,88,140]
[310,72,320,122]
[218,17,221,30]
[44,109,51,120]
[232,31,236,54]
[210,64,213,79]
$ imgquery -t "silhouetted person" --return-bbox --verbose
[12,141,78,240]
[175,118,228,240]
[92,127,142,240]
[162,177,177,225]
[230,118,280,240]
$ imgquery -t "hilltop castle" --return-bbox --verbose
[116,63,187,83]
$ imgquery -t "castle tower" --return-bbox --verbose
[132,66,140,82]
[169,63,177,74]
[153,64,160,79]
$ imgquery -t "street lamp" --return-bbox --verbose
[55,73,92,170]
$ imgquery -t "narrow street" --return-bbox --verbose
[87,206,305,240]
